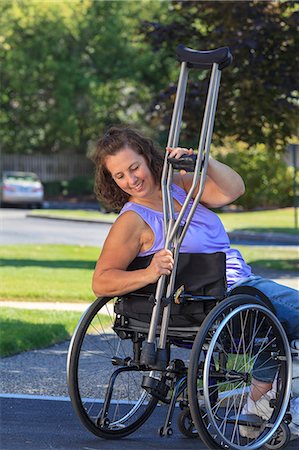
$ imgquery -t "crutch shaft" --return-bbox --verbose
[140,46,232,367]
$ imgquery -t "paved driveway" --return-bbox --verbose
[1,396,207,450]
[1,339,298,450]
[0,209,111,246]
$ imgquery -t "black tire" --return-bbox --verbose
[67,296,158,439]
[188,294,292,450]
[177,407,198,438]
[265,421,291,449]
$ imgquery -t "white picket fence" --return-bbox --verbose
[1,153,93,181]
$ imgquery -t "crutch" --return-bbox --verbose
[140,44,233,369]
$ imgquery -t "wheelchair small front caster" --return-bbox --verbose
[159,426,173,437]
[265,421,291,449]
[177,408,198,439]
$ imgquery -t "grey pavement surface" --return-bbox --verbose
[0,209,111,247]
[1,340,298,450]
[0,397,210,450]
[27,210,299,245]
[2,397,298,450]
[1,207,299,247]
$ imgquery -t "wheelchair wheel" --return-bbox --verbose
[264,420,291,449]
[188,294,292,450]
[67,296,159,439]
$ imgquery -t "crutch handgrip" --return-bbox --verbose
[168,154,197,172]
[176,44,232,70]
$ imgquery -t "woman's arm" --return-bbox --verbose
[92,211,173,297]
[168,147,245,208]
[199,156,245,207]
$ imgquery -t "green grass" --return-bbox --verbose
[0,244,99,302]
[0,240,297,356]
[0,307,83,357]
[218,207,298,235]
[0,244,297,304]
[236,245,298,271]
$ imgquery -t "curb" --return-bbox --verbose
[26,213,115,225]
[228,231,299,245]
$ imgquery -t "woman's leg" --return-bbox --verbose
[235,277,299,437]
[250,379,273,402]
[238,276,299,341]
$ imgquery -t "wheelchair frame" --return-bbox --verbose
[67,45,293,450]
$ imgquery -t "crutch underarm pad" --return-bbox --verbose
[176,44,232,70]
[168,154,197,172]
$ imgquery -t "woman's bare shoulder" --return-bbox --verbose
[97,210,146,268]
[114,209,148,228]
[107,210,149,245]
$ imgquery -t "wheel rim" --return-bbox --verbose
[67,297,158,437]
[202,303,292,450]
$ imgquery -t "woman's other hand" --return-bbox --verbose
[166,147,194,175]
[166,147,193,159]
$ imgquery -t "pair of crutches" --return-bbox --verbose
[140,44,233,369]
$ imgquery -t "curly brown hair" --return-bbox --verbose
[92,126,164,210]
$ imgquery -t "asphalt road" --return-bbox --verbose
[2,208,298,248]
[1,396,206,450]
[1,396,298,450]
[1,338,298,450]
[0,209,111,247]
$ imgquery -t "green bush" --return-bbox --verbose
[43,176,94,197]
[213,141,295,210]
[67,176,94,195]
[43,180,64,197]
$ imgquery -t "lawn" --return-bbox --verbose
[0,242,297,357]
[0,308,82,357]
[0,307,111,357]
[218,207,298,235]
[237,245,298,272]
[0,244,99,302]
[0,244,297,303]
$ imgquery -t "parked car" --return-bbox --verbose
[0,171,44,208]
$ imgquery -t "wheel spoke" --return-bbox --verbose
[67,297,158,438]
[188,296,292,450]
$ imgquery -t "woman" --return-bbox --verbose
[92,126,299,439]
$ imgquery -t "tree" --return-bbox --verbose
[0,0,167,154]
[141,0,299,149]
[213,140,294,209]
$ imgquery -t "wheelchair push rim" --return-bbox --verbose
[188,294,292,450]
[67,296,159,439]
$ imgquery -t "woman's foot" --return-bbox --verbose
[239,391,275,439]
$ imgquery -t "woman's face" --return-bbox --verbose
[104,146,157,199]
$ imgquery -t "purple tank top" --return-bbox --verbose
[119,184,252,287]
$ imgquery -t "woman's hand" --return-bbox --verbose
[166,147,193,159]
[166,147,194,175]
[146,249,174,284]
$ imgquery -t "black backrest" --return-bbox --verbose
[127,252,227,298]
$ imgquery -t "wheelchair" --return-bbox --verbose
[67,46,293,449]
